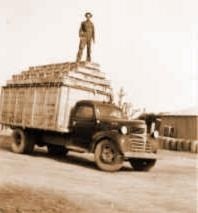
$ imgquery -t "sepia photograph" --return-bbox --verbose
[0,0,197,212]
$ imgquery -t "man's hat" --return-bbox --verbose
[85,12,93,18]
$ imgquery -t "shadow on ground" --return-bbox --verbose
[0,135,133,172]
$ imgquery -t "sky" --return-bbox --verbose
[0,0,197,112]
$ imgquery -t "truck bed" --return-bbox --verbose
[0,62,112,132]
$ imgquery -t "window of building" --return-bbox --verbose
[163,125,175,137]
[164,126,170,137]
[170,127,175,137]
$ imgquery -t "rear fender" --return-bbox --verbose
[90,130,123,153]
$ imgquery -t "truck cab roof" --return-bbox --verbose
[76,100,117,108]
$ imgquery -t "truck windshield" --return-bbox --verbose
[96,105,124,119]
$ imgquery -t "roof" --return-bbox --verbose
[159,107,198,117]
[76,100,117,107]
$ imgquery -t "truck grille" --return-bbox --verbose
[129,127,145,134]
[127,135,152,153]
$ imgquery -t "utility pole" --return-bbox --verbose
[118,87,125,108]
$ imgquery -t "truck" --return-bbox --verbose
[0,61,158,172]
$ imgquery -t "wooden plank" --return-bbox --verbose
[1,88,7,123]
[57,86,69,130]
[8,88,17,123]
[54,86,62,129]
[68,71,110,86]
[45,86,60,129]
[7,88,14,123]
[14,88,25,124]
[76,67,105,79]
[33,87,46,128]
[62,77,111,94]
[23,87,35,126]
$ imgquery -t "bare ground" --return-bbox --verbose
[0,135,197,213]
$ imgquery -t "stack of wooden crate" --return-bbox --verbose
[6,61,111,95]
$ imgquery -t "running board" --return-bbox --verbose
[65,145,88,153]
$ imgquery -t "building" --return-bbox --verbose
[159,107,198,140]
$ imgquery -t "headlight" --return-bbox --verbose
[152,130,159,139]
[120,126,128,135]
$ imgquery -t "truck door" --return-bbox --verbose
[72,104,95,148]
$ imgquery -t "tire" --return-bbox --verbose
[176,140,184,151]
[94,139,123,172]
[164,139,170,150]
[170,140,177,151]
[47,144,68,156]
[191,141,198,153]
[11,129,34,154]
[129,159,156,171]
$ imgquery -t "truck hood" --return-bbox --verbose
[97,117,146,130]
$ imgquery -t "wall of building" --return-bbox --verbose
[159,116,198,140]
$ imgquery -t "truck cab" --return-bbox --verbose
[67,100,157,171]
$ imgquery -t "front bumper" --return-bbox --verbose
[124,151,157,160]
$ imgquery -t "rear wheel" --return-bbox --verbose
[129,159,156,171]
[11,129,34,154]
[47,144,68,156]
[95,139,123,172]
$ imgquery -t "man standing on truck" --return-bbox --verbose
[76,12,95,62]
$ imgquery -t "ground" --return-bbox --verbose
[0,134,197,213]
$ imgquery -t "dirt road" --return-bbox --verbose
[0,135,197,213]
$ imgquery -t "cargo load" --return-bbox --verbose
[0,62,112,132]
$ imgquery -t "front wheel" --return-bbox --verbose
[94,139,123,172]
[129,159,156,171]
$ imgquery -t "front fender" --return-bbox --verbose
[90,130,125,153]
